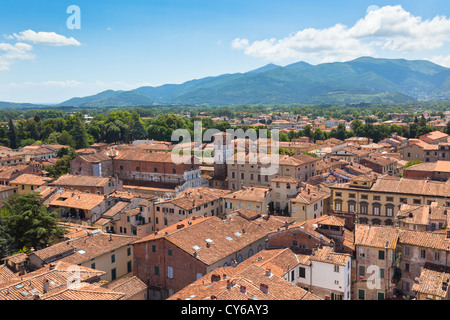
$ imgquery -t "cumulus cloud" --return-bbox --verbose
[13,30,81,46]
[231,5,450,63]
[0,42,35,71]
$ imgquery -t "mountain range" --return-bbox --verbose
[7,57,450,108]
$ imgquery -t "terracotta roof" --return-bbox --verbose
[45,190,107,211]
[42,282,126,300]
[167,264,322,301]
[167,187,231,210]
[0,261,106,300]
[0,265,16,283]
[412,263,450,298]
[223,186,270,202]
[114,149,191,163]
[271,177,302,184]
[226,209,263,220]
[50,174,112,188]
[9,174,53,186]
[354,225,398,250]
[101,201,130,219]
[77,152,111,163]
[398,229,450,251]
[290,186,329,205]
[333,176,450,198]
[31,232,138,265]
[134,215,292,266]
[309,246,350,266]
[106,275,147,300]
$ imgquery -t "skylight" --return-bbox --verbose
[192,245,201,251]
[225,236,233,241]
[234,232,242,237]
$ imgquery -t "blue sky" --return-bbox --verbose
[1,0,450,103]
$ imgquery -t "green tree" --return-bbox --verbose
[57,130,76,148]
[0,215,12,258]
[70,118,89,149]
[7,119,18,149]
[1,193,63,251]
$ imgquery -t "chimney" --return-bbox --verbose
[260,283,269,294]
[240,285,247,294]
[265,268,272,277]
[227,279,232,290]
[43,279,50,293]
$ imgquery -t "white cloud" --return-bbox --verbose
[0,42,35,71]
[231,5,450,63]
[13,30,81,46]
[430,55,450,68]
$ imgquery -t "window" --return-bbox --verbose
[373,196,380,201]
[361,195,368,200]
[349,193,356,199]
[373,206,380,216]
[168,266,174,279]
[386,206,394,217]
[358,289,365,300]
[335,201,342,211]
[435,252,440,261]
[378,250,385,260]
[111,254,116,263]
[154,266,159,275]
[377,292,385,300]
[127,248,131,256]
[111,268,117,280]
[152,245,156,253]
[413,199,421,205]
[403,246,410,256]
[379,269,385,279]
[360,203,368,214]
[231,172,235,179]
[168,249,172,256]
[299,267,306,278]
[127,261,132,273]
[359,266,365,278]
[335,192,342,197]
[334,265,340,273]
[91,263,95,269]
[348,202,355,213]
[421,250,426,259]
[359,248,365,258]
[386,197,394,202]
[405,263,410,272]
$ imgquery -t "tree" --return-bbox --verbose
[57,130,76,148]
[1,193,63,251]
[45,149,78,178]
[7,119,18,149]
[70,118,89,149]
[0,215,12,258]
[404,160,423,169]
